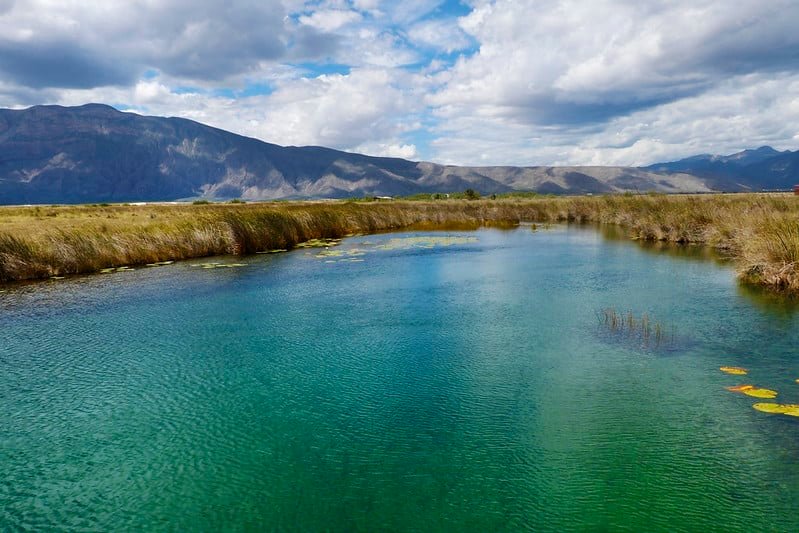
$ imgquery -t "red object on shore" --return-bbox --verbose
[794,185,799,195]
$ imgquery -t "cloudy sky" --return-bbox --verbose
[1,0,798,166]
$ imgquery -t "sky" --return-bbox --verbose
[0,0,798,166]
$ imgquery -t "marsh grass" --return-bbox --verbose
[1,194,799,291]
[598,308,673,348]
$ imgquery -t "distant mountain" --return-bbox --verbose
[645,146,799,191]
[0,104,794,204]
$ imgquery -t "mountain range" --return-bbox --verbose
[0,104,797,204]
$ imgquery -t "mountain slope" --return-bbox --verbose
[645,146,799,190]
[0,104,790,204]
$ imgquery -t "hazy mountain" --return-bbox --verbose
[645,146,799,191]
[0,104,794,205]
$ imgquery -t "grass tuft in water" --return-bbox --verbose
[598,307,673,348]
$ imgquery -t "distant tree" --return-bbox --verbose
[464,188,481,200]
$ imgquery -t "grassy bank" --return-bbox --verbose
[1,194,798,292]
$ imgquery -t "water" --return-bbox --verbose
[2,226,799,531]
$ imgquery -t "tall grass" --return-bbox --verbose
[1,194,798,292]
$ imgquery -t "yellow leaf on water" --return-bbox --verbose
[720,366,748,375]
[743,388,778,399]
[753,403,790,414]
[726,385,754,393]
[784,407,799,417]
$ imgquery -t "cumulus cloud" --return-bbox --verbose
[407,18,472,54]
[432,0,799,126]
[431,72,799,166]
[354,142,419,159]
[299,8,362,32]
[0,39,134,89]
[255,68,422,149]
[0,0,336,87]
[0,0,797,166]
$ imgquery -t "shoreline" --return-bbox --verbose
[1,194,797,294]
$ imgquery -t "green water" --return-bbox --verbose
[2,226,799,531]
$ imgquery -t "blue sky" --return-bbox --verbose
[0,0,798,166]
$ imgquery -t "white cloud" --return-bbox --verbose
[407,18,471,54]
[299,9,361,32]
[1,0,798,167]
[433,0,799,122]
[354,142,418,159]
[257,68,421,148]
[430,73,799,166]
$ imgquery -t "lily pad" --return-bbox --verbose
[752,403,799,415]
[752,403,791,414]
[743,388,778,399]
[296,238,341,249]
[375,236,478,251]
[720,366,748,375]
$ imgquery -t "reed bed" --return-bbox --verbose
[1,193,798,292]
[598,308,672,347]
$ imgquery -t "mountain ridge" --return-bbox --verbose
[0,104,797,204]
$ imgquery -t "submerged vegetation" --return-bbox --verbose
[1,193,799,292]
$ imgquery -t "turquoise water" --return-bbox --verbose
[2,226,799,531]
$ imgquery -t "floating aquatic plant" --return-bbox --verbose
[375,235,478,251]
[193,262,247,270]
[719,366,748,375]
[316,248,366,259]
[720,366,748,375]
[726,384,778,399]
[295,238,341,249]
[743,388,778,399]
[752,403,799,414]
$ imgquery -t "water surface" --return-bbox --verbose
[2,226,798,531]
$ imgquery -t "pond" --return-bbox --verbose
[2,226,798,531]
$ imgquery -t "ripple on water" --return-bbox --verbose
[2,228,799,531]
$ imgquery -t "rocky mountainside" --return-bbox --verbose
[0,104,795,204]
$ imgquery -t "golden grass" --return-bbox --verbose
[1,194,798,292]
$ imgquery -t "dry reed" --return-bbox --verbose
[1,193,798,292]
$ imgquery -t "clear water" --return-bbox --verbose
[2,226,799,531]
